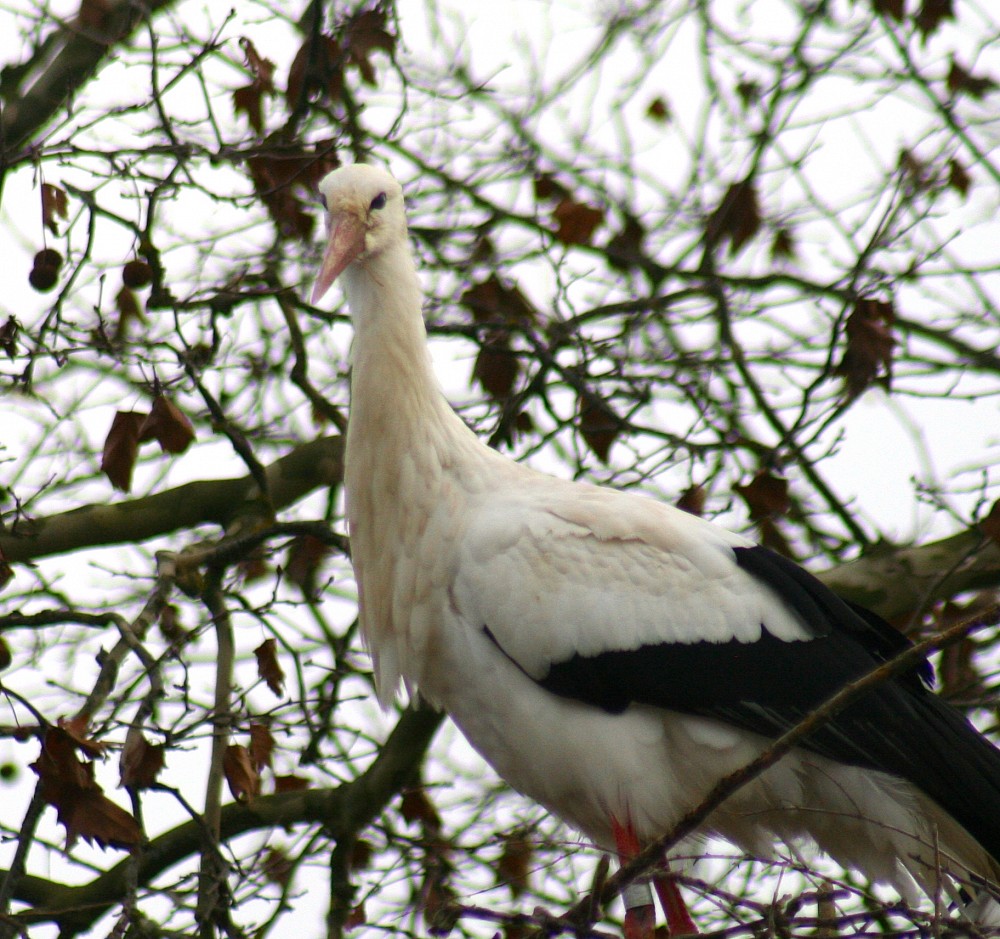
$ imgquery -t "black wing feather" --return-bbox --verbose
[520,544,1000,864]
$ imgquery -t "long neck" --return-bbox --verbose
[341,237,488,699]
[343,239,459,449]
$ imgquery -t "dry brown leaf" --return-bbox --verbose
[675,484,706,517]
[240,36,275,89]
[285,534,330,598]
[101,410,147,492]
[119,728,165,790]
[1,316,19,359]
[64,787,143,850]
[606,215,647,272]
[351,839,374,870]
[495,832,532,898]
[0,636,10,671]
[138,395,195,454]
[262,846,293,886]
[533,173,568,202]
[770,227,797,262]
[57,715,107,757]
[460,275,536,326]
[914,0,953,39]
[400,787,442,831]
[248,145,337,241]
[706,178,761,255]
[873,0,904,20]
[41,183,68,234]
[344,902,367,930]
[947,59,996,100]
[948,158,971,197]
[734,471,790,521]
[836,297,895,399]
[474,335,519,400]
[254,638,286,697]
[223,744,260,803]
[552,197,604,246]
[578,395,620,464]
[344,8,396,86]
[645,96,671,123]
[287,35,343,108]
[113,286,144,342]
[32,728,141,850]
[249,722,274,772]
[233,84,267,135]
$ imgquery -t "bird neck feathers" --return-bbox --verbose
[341,233,485,703]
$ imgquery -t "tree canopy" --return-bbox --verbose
[1,0,1000,936]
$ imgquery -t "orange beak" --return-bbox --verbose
[311,212,366,304]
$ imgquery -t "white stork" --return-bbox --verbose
[312,163,1000,936]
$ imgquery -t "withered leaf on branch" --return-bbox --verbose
[138,395,195,454]
[461,275,536,327]
[287,35,344,108]
[578,394,620,464]
[948,158,971,197]
[400,787,442,831]
[33,728,141,850]
[285,534,331,598]
[947,59,996,100]
[735,472,793,557]
[734,470,790,521]
[495,831,533,898]
[343,8,396,86]
[914,0,954,39]
[223,744,260,803]
[101,411,147,492]
[262,846,293,887]
[474,334,520,400]
[835,297,895,399]
[57,716,107,757]
[770,227,797,262]
[41,183,68,234]
[249,722,275,772]
[606,215,647,272]
[248,144,337,241]
[872,0,904,21]
[113,286,144,342]
[533,173,569,202]
[645,96,671,123]
[0,316,19,359]
[119,728,165,790]
[233,38,276,133]
[552,197,604,246]
[254,637,286,697]
[675,484,706,517]
[706,178,761,255]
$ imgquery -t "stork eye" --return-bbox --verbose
[370,192,387,211]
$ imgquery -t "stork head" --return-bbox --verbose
[312,164,406,304]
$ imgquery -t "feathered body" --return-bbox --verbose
[314,164,1000,905]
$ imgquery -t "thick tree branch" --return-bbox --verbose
[0,436,344,564]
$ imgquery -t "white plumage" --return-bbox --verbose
[313,164,1000,931]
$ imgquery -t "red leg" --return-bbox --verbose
[611,817,656,939]
[653,868,699,936]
